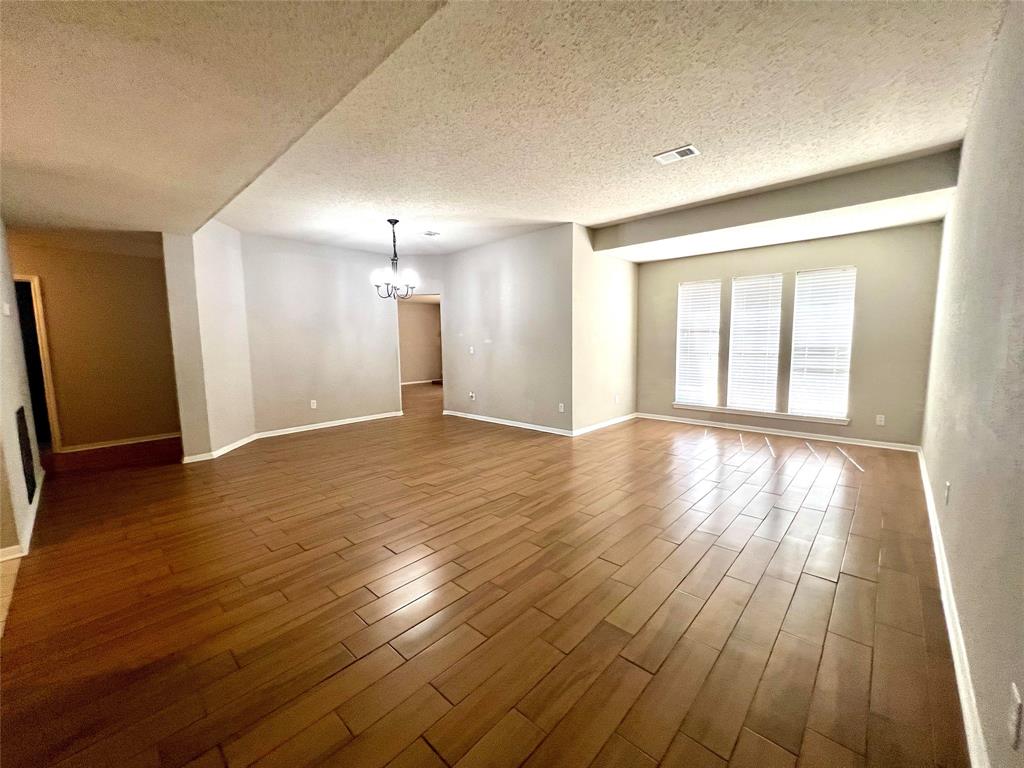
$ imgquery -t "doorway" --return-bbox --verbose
[13,276,59,453]
[397,293,443,415]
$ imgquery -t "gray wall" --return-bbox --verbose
[398,302,442,384]
[241,233,402,433]
[0,220,43,550]
[922,5,1024,766]
[442,225,573,431]
[572,224,637,431]
[637,223,942,444]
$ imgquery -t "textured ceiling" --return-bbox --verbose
[219,0,1005,255]
[0,0,442,232]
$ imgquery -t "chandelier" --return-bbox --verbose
[371,218,418,300]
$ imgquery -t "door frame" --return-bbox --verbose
[13,274,63,451]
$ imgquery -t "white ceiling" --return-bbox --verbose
[219,1,1004,255]
[1,1,1005,254]
[0,1,441,232]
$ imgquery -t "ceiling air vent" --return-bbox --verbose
[653,144,700,165]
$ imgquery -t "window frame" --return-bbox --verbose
[787,265,858,420]
[673,278,723,408]
[726,272,783,413]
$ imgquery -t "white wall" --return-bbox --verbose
[193,221,256,452]
[0,220,43,551]
[163,232,212,457]
[921,5,1024,766]
[571,224,637,431]
[240,233,402,432]
[163,220,255,456]
[441,225,574,431]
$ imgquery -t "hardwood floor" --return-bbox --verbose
[0,384,968,768]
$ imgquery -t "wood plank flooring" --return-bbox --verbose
[0,384,969,767]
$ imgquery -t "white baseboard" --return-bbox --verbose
[401,380,436,386]
[917,450,989,768]
[0,544,25,562]
[442,410,573,436]
[257,412,404,440]
[442,410,639,438]
[635,412,920,452]
[55,432,181,454]
[571,413,638,436]
[182,411,404,463]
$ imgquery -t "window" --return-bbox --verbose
[789,267,857,418]
[727,273,782,412]
[675,280,721,406]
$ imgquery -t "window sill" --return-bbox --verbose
[672,403,850,426]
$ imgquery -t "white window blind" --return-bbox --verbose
[789,267,857,418]
[727,273,783,412]
[675,280,721,407]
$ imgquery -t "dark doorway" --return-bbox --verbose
[15,280,52,449]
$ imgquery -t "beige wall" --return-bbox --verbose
[572,224,637,431]
[398,302,442,383]
[922,5,1024,766]
[637,223,941,444]
[0,220,43,550]
[442,225,573,431]
[240,233,402,433]
[7,229,179,448]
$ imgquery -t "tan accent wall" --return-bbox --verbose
[398,302,442,383]
[7,229,180,448]
[636,222,941,445]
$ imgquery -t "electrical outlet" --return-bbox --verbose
[558,403,565,413]
[310,399,317,409]
[614,394,620,404]
[469,345,474,355]
[944,481,951,505]
[469,391,476,401]
[1,302,10,317]
[1011,682,1022,751]
[875,414,886,426]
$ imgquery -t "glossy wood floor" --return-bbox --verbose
[1,385,968,768]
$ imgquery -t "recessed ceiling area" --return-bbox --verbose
[0,1,1006,254]
[0,1,442,232]
[218,1,1004,255]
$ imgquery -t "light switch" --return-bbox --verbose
[2,302,10,317]
[469,345,475,355]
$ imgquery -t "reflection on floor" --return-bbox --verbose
[0,384,967,767]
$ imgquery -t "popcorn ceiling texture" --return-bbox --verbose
[0,1,442,232]
[219,1,1004,254]
[0,1,1005,249]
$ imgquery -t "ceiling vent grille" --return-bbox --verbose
[654,144,700,165]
